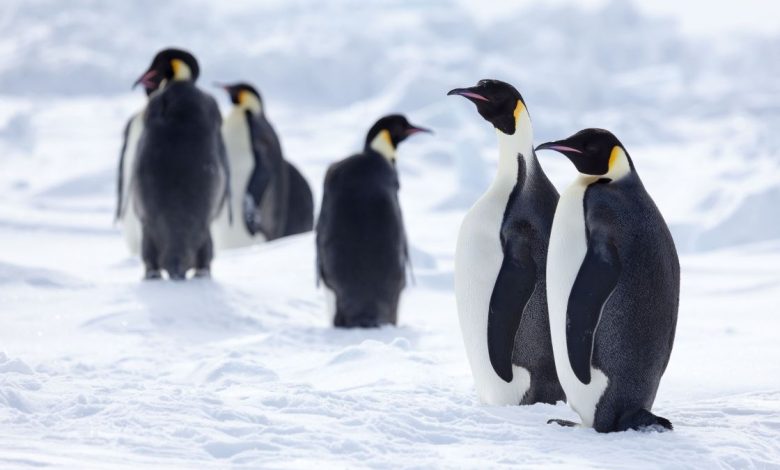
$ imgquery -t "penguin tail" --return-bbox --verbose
[163,257,188,281]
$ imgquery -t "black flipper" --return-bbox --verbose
[216,123,233,226]
[487,245,536,383]
[403,237,415,286]
[566,237,621,384]
[246,111,288,239]
[115,118,132,222]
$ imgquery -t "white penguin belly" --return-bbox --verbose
[546,178,608,427]
[211,110,265,250]
[119,112,144,256]
[455,191,530,405]
[322,284,337,321]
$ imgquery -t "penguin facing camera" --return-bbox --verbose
[132,48,231,280]
[316,114,430,328]
[538,128,679,432]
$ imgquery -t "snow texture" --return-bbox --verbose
[0,0,779,468]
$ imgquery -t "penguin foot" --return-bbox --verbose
[616,409,673,432]
[547,419,579,428]
[194,268,211,279]
[144,270,162,280]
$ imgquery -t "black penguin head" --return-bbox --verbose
[216,82,263,114]
[133,48,200,92]
[364,114,432,163]
[536,128,634,179]
[447,79,527,135]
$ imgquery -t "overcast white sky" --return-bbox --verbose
[458,0,780,36]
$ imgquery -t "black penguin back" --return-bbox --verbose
[316,151,407,327]
[585,172,679,431]
[283,161,314,236]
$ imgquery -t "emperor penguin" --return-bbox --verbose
[212,83,313,248]
[448,80,564,406]
[132,48,231,280]
[537,128,679,432]
[115,77,163,255]
[316,115,430,328]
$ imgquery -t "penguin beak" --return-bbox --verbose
[447,87,490,103]
[133,69,158,90]
[213,82,231,91]
[405,125,432,136]
[535,141,583,155]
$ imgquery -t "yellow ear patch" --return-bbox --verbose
[606,145,631,181]
[608,145,620,171]
[238,90,249,106]
[369,129,396,162]
[380,129,393,148]
[513,100,525,123]
[170,59,191,80]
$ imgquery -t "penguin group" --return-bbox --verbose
[116,48,315,274]
[450,80,679,433]
[116,47,680,434]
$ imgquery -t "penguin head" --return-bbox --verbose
[536,128,634,180]
[364,114,431,163]
[447,79,527,135]
[216,82,263,115]
[134,48,200,92]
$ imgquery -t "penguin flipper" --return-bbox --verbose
[245,159,272,235]
[217,133,233,225]
[245,112,278,236]
[403,237,415,286]
[487,249,536,383]
[567,238,621,384]
[115,117,132,222]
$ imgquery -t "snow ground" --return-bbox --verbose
[0,1,779,468]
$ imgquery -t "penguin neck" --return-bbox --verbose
[234,103,262,117]
[238,93,263,115]
[492,121,535,193]
[367,129,396,164]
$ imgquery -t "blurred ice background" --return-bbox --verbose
[1,0,779,250]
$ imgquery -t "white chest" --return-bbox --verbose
[455,190,530,405]
[546,178,608,426]
[119,111,145,255]
[222,110,256,198]
[211,110,262,249]
[121,112,145,212]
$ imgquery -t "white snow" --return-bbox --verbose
[0,0,779,468]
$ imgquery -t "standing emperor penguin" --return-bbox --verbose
[316,115,430,328]
[115,77,163,255]
[132,48,231,280]
[212,83,313,249]
[537,128,679,432]
[448,80,564,406]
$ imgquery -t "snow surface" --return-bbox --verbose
[0,0,779,468]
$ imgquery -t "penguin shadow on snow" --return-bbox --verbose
[132,279,262,341]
